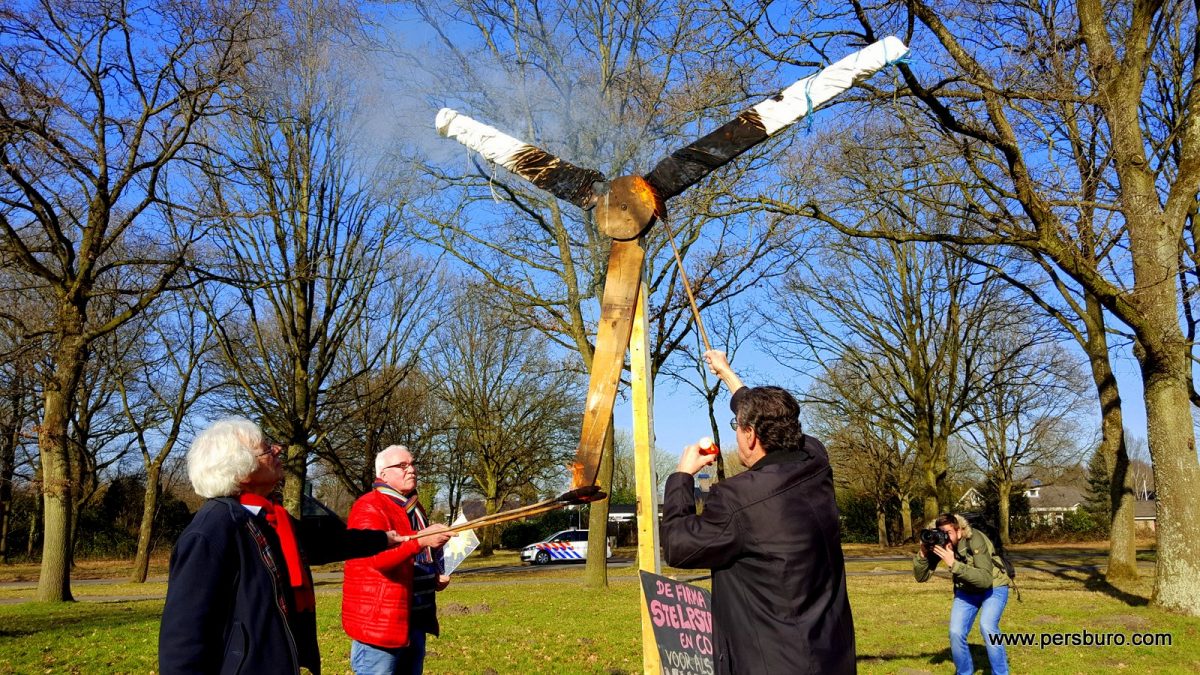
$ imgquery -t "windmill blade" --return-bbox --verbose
[435,108,607,209]
[569,238,646,489]
[644,36,909,200]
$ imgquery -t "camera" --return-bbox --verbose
[920,528,950,547]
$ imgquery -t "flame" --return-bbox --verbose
[631,175,666,220]
[570,462,587,490]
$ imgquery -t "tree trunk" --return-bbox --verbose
[932,436,951,511]
[26,493,38,558]
[917,417,945,519]
[129,463,162,583]
[997,481,1011,546]
[899,493,914,543]
[282,441,307,515]
[707,390,727,482]
[0,498,9,563]
[876,503,888,546]
[0,397,16,562]
[1141,351,1200,614]
[1082,294,1138,579]
[921,456,948,519]
[585,421,615,589]
[479,495,501,557]
[36,332,87,602]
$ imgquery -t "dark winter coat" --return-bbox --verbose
[158,497,389,675]
[661,436,856,674]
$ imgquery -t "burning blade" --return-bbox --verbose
[435,108,607,209]
[644,36,909,200]
[570,239,646,489]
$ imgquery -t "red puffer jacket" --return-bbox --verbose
[341,491,423,648]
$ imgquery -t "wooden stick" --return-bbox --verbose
[439,486,604,534]
[443,500,567,534]
[659,216,712,352]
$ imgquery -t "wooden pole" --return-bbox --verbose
[658,217,711,353]
[630,277,662,674]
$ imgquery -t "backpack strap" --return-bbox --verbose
[969,530,1022,602]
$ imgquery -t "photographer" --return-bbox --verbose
[913,513,1011,675]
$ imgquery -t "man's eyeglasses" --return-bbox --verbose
[729,416,739,432]
[383,461,416,473]
[258,440,283,456]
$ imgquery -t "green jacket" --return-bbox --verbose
[913,529,1010,593]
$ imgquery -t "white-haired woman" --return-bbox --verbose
[159,418,402,675]
[914,513,1011,675]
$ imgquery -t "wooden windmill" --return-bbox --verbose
[436,37,909,533]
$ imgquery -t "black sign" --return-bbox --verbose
[639,571,714,675]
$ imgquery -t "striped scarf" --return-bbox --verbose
[373,480,442,632]
[373,480,431,563]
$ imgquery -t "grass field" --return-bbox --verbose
[0,546,1195,674]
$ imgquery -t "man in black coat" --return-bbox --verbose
[660,351,856,674]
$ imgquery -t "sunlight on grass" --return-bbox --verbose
[0,561,1196,674]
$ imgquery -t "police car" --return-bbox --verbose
[520,529,611,565]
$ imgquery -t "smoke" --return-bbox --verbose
[326,11,652,182]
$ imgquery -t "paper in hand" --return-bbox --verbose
[441,512,480,576]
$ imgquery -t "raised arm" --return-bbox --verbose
[705,349,745,395]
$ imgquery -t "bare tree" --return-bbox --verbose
[608,428,675,504]
[959,336,1090,543]
[945,244,1141,576]
[0,0,262,601]
[317,367,441,498]
[660,301,759,482]
[195,1,426,513]
[114,290,224,582]
[807,363,923,545]
[702,0,1200,611]
[788,0,1199,613]
[767,229,1027,520]
[431,289,584,555]
[64,312,141,560]
[310,256,443,499]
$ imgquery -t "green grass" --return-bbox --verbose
[0,600,163,674]
[0,562,1196,673]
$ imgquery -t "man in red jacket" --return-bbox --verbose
[342,445,454,674]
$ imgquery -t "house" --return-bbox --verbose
[1024,484,1085,525]
[1134,499,1157,533]
[955,487,985,511]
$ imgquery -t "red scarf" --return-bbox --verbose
[239,494,315,613]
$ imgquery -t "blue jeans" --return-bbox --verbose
[949,585,1008,675]
[350,629,427,675]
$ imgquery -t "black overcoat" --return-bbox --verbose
[661,436,856,674]
[158,497,388,674]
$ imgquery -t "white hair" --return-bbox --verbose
[375,444,410,476]
[188,418,263,498]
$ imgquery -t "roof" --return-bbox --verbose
[1134,499,1156,519]
[956,487,985,509]
[1026,485,1085,510]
